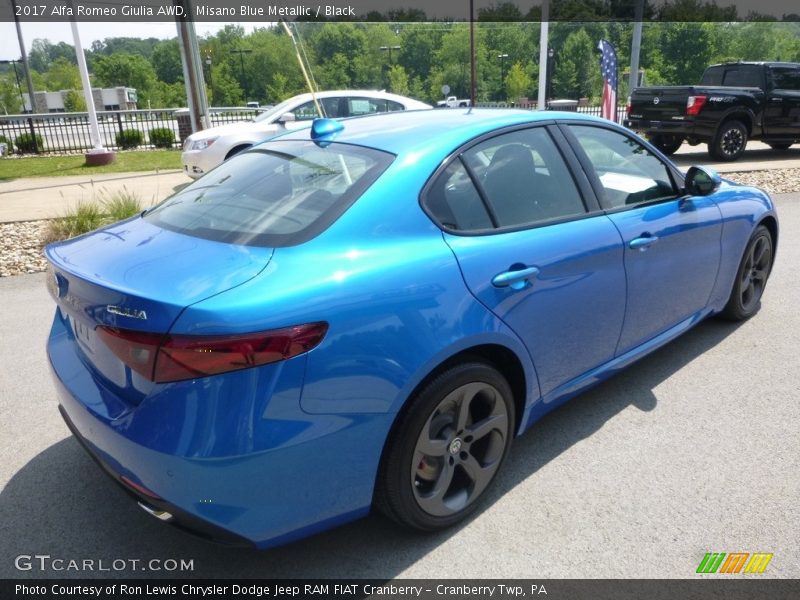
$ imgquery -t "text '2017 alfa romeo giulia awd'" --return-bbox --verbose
[46,109,777,548]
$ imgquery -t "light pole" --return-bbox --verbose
[380,45,401,88]
[0,59,25,110]
[497,53,508,101]
[231,48,252,102]
[380,45,401,63]
[204,51,213,99]
[546,47,555,104]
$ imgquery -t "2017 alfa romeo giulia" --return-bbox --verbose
[46,109,777,548]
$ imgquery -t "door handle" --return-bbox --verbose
[770,97,783,102]
[629,234,659,250]
[492,266,540,290]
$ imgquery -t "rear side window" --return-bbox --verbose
[425,160,493,231]
[423,127,588,232]
[463,128,586,228]
[701,66,723,86]
[145,141,393,247]
[347,97,405,116]
[770,67,800,90]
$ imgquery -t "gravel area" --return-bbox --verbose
[723,168,800,194]
[1,220,49,278]
[1,168,798,278]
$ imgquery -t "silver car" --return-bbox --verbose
[181,90,432,179]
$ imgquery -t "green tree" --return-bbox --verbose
[0,74,22,114]
[91,53,158,103]
[44,58,81,91]
[505,62,533,102]
[388,64,410,96]
[398,25,441,84]
[209,64,243,106]
[63,89,86,112]
[312,24,371,87]
[151,40,183,85]
[553,29,598,99]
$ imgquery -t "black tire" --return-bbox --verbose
[709,120,748,161]
[767,142,792,151]
[224,144,251,160]
[720,225,774,321]
[375,362,515,531]
[648,134,684,155]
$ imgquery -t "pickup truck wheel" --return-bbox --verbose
[648,134,684,155]
[710,120,747,161]
[767,142,792,151]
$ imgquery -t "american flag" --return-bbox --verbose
[598,39,618,122]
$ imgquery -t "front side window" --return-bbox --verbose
[569,125,677,209]
[292,98,341,121]
[145,141,393,247]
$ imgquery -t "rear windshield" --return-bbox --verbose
[145,140,393,247]
[702,65,762,88]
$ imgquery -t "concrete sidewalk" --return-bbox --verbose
[0,170,188,223]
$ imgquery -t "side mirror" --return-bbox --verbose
[277,112,296,124]
[684,166,721,196]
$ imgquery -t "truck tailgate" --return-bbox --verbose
[629,86,693,121]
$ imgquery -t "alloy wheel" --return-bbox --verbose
[411,381,510,517]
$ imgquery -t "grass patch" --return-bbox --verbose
[43,187,144,245]
[0,150,181,181]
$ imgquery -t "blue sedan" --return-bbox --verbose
[45,109,777,548]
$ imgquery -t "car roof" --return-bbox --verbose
[707,61,800,68]
[281,109,608,155]
[286,89,431,107]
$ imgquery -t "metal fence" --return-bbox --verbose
[476,100,628,124]
[0,103,625,155]
[0,107,262,155]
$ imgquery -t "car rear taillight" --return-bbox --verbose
[686,95,707,116]
[97,323,328,383]
[626,96,632,117]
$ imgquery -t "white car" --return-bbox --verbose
[181,90,432,179]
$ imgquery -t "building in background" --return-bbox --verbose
[23,87,137,112]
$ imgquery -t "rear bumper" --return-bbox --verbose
[625,118,714,140]
[56,401,253,547]
[47,312,388,548]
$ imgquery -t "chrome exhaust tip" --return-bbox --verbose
[137,501,174,522]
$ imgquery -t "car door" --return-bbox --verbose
[763,66,800,138]
[563,123,723,356]
[423,125,627,399]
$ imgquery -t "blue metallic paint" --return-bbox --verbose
[45,110,777,548]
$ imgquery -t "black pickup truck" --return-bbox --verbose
[625,61,800,161]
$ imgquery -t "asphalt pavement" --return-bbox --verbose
[0,194,797,580]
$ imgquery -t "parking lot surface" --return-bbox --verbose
[0,194,797,579]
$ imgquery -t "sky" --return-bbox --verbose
[0,22,262,61]
[0,0,793,62]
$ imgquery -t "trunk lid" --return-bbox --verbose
[46,216,273,406]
